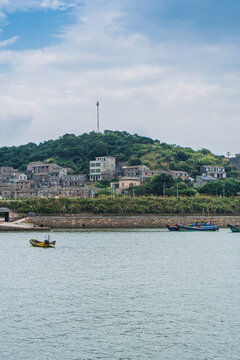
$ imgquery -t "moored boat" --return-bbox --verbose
[227,224,240,233]
[177,221,219,231]
[166,224,179,231]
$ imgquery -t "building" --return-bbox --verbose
[122,166,187,182]
[89,156,116,181]
[0,180,37,199]
[60,174,87,187]
[122,165,151,182]
[38,186,96,198]
[193,176,218,188]
[27,161,67,176]
[230,154,240,170]
[200,165,226,179]
[169,170,189,181]
[118,177,141,193]
[0,167,19,183]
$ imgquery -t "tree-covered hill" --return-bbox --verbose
[0,130,236,177]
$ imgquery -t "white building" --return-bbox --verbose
[89,156,116,181]
[200,165,226,179]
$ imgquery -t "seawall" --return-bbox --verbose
[25,215,240,229]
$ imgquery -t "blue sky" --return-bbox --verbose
[1,9,74,49]
[0,0,239,155]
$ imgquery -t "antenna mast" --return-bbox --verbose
[96,101,99,133]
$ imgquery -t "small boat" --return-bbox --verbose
[29,235,56,248]
[166,224,179,231]
[227,224,240,233]
[177,221,219,231]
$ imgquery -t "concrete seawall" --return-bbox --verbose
[25,215,240,229]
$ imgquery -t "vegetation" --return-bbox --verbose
[3,196,240,215]
[134,174,197,196]
[199,179,240,196]
[0,130,235,177]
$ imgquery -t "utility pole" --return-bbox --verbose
[222,184,225,197]
[13,172,17,200]
[176,182,179,197]
[163,182,166,197]
[96,101,99,133]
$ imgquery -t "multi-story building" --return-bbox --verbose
[200,165,226,179]
[60,174,87,187]
[27,161,68,176]
[89,156,116,181]
[38,186,96,198]
[0,180,37,199]
[0,167,19,183]
[169,170,189,181]
[122,165,150,182]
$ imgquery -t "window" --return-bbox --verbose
[122,183,125,187]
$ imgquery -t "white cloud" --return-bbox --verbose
[41,0,78,10]
[0,35,18,47]
[0,0,80,12]
[0,0,239,155]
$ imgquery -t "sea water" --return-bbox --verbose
[0,229,240,360]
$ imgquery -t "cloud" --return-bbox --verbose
[0,0,239,155]
[0,114,33,145]
[0,0,80,12]
[0,35,18,47]
[41,0,78,10]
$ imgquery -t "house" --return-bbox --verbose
[0,180,37,199]
[60,174,87,187]
[0,167,19,183]
[169,170,189,181]
[122,165,150,179]
[37,186,96,198]
[118,177,141,193]
[193,176,218,188]
[27,161,67,176]
[201,165,226,179]
[89,156,116,181]
[122,165,169,182]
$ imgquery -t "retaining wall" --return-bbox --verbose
[25,215,240,229]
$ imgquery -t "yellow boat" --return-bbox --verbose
[29,237,56,248]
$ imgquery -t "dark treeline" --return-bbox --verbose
[0,131,235,177]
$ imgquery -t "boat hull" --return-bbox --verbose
[166,224,179,231]
[29,239,56,247]
[177,224,219,231]
[227,224,240,233]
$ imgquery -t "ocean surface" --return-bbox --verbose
[0,229,240,360]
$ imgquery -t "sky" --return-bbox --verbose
[0,0,239,155]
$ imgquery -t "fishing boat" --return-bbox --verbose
[227,224,240,233]
[29,235,56,248]
[166,224,179,231]
[177,221,219,231]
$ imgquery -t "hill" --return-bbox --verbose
[0,130,236,177]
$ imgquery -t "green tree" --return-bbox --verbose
[199,179,240,196]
